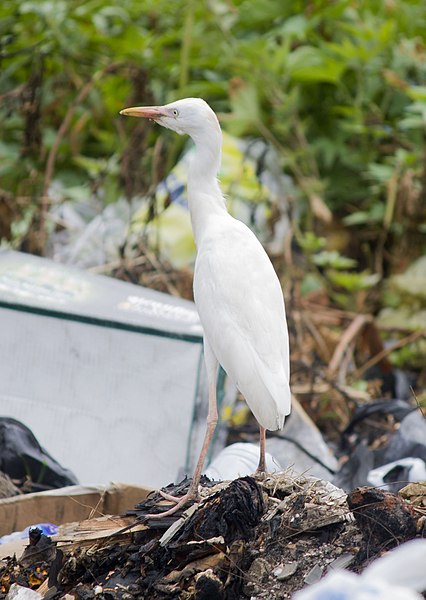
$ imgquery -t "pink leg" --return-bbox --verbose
[146,341,219,519]
[256,426,267,473]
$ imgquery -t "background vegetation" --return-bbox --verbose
[1,0,425,374]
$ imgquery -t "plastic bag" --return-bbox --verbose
[0,417,78,491]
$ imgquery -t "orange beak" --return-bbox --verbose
[119,106,168,119]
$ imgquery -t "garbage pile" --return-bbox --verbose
[2,187,426,598]
[0,360,425,600]
[0,473,425,599]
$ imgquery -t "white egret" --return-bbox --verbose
[120,98,291,517]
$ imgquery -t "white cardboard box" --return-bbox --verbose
[0,251,219,488]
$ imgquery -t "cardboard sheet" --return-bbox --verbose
[0,482,152,538]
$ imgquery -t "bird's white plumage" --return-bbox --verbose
[194,213,290,430]
[155,97,292,431]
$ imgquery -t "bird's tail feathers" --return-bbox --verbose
[241,366,291,432]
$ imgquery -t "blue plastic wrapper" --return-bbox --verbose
[0,523,59,545]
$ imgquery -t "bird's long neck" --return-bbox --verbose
[187,127,227,247]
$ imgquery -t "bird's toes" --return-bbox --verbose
[253,468,268,480]
[158,489,187,503]
[145,493,196,519]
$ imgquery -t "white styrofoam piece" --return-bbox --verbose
[204,442,280,481]
[6,584,41,600]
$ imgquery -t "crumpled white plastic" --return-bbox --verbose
[367,458,426,490]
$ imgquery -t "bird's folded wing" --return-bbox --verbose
[194,220,291,429]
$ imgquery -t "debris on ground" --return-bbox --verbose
[1,474,425,600]
[347,487,418,549]
[0,475,20,501]
[1,240,425,599]
[293,538,426,600]
[332,399,426,492]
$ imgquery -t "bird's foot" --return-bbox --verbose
[158,489,186,503]
[254,466,268,480]
[145,491,198,520]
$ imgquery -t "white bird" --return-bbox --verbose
[120,98,291,517]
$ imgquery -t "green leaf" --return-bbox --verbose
[300,273,324,296]
[287,46,346,83]
[298,232,326,254]
[327,270,381,292]
[343,203,385,226]
[406,86,426,102]
[313,251,357,270]
[281,15,309,40]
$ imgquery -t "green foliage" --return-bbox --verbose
[390,339,426,369]
[0,0,425,270]
[377,255,426,370]
[298,232,326,254]
[312,251,356,270]
[379,255,426,333]
[298,231,380,310]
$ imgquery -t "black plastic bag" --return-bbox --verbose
[333,399,426,492]
[0,417,78,491]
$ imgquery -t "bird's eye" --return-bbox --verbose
[172,109,179,117]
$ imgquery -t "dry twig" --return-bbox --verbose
[355,329,426,379]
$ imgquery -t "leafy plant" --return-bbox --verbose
[0,0,425,277]
[297,231,380,310]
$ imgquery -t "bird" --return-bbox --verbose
[120,98,291,517]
